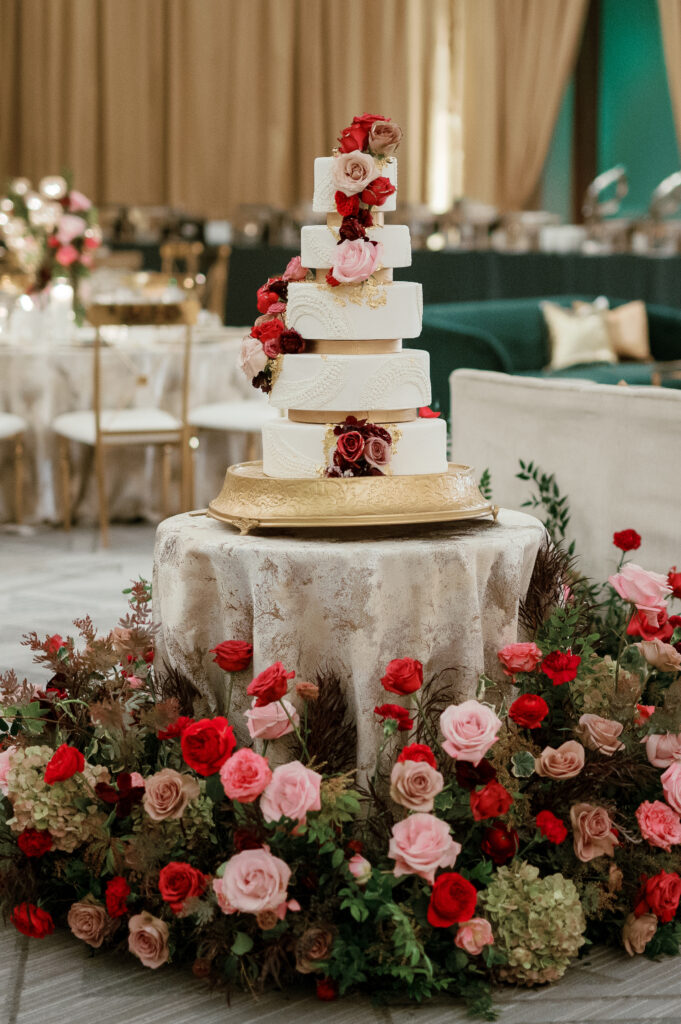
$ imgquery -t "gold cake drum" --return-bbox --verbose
[208,461,499,534]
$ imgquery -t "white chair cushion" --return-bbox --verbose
[53,407,182,446]
[190,400,279,433]
[0,412,27,440]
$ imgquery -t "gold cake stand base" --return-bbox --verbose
[207,461,499,534]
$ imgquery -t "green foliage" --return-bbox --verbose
[478,468,493,502]
[517,459,573,553]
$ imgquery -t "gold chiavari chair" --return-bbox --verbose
[203,244,231,318]
[160,240,204,280]
[0,413,27,523]
[52,299,199,546]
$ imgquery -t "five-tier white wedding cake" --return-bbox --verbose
[239,112,448,481]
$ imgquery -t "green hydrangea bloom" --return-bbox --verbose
[6,745,110,853]
[480,860,586,985]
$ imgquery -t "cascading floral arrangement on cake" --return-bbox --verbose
[1,526,681,1016]
[238,113,447,480]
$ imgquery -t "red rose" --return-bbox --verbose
[455,758,497,791]
[316,977,339,1001]
[334,191,360,218]
[359,176,397,207]
[634,704,656,726]
[627,608,674,642]
[247,661,295,707]
[46,634,64,653]
[635,870,681,923]
[251,319,284,345]
[374,704,413,731]
[143,649,154,663]
[157,715,194,740]
[336,431,365,464]
[470,780,513,821]
[210,640,253,672]
[418,407,441,418]
[325,270,340,287]
[668,567,681,600]
[44,743,85,785]
[256,282,280,314]
[105,876,131,918]
[613,529,641,552]
[11,903,55,939]
[508,693,549,729]
[337,113,389,153]
[541,650,581,686]
[381,657,423,696]
[427,872,477,927]
[536,810,568,844]
[158,861,208,914]
[279,329,306,354]
[480,822,519,864]
[180,716,236,776]
[17,829,53,857]
[397,743,437,769]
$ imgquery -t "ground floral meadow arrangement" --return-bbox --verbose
[2,532,681,1017]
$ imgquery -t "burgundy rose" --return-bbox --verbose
[95,771,145,818]
[360,176,396,207]
[339,217,367,241]
[455,758,497,791]
[279,329,306,354]
[364,436,391,469]
[336,431,365,464]
[481,822,519,864]
[358,208,374,227]
[17,829,53,857]
[266,277,288,301]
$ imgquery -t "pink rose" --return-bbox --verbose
[0,745,17,796]
[389,759,444,812]
[576,714,625,756]
[56,213,87,245]
[331,150,377,196]
[56,244,79,267]
[127,675,144,689]
[608,563,671,625]
[220,748,272,803]
[364,436,391,469]
[240,335,268,380]
[637,639,681,673]
[497,641,543,678]
[440,700,502,765]
[331,239,383,285]
[245,697,300,740]
[67,899,115,949]
[661,762,681,813]
[127,911,169,969]
[142,768,199,821]
[282,256,308,282]
[68,189,92,212]
[454,917,494,956]
[348,854,372,886]
[368,120,403,157]
[535,740,585,779]
[636,800,681,852]
[214,847,290,914]
[622,912,657,956]
[260,761,322,825]
[570,803,618,861]
[388,812,461,884]
[645,733,681,768]
[129,771,145,789]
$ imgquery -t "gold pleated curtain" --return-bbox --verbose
[658,0,681,153]
[0,0,462,216]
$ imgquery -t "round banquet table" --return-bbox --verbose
[0,325,258,524]
[153,508,546,775]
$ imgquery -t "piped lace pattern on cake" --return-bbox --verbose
[286,289,356,338]
[271,360,349,408]
[263,429,320,477]
[359,360,431,407]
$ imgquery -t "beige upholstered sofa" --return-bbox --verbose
[449,369,681,581]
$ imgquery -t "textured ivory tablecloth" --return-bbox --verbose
[0,328,256,524]
[153,509,545,775]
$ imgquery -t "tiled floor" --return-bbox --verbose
[1,522,680,1023]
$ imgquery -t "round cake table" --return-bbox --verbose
[153,509,545,775]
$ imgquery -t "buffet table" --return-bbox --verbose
[153,508,545,775]
[0,326,254,524]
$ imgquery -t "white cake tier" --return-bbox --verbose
[286,281,422,340]
[301,224,411,269]
[313,156,398,213]
[262,417,447,478]
[269,350,431,411]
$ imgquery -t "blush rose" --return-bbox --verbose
[577,714,625,755]
[142,768,199,821]
[535,740,585,780]
[388,813,461,884]
[240,335,267,379]
[645,732,681,768]
[368,120,402,156]
[661,762,681,813]
[67,899,115,948]
[389,759,444,812]
[214,847,291,915]
[637,639,681,673]
[331,238,383,284]
[440,700,502,765]
[245,697,300,740]
[127,911,169,969]
[622,912,657,955]
[260,761,322,825]
[0,745,17,796]
[570,803,618,861]
[331,151,377,196]
[454,917,494,954]
[609,563,671,623]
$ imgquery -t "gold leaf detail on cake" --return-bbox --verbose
[319,279,389,309]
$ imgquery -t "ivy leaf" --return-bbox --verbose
[511,750,536,778]
[231,932,254,956]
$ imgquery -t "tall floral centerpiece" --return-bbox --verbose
[0,174,101,325]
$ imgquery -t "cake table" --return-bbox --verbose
[153,509,545,775]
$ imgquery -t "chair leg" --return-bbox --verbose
[14,435,24,524]
[161,443,172,519]
[59,436,72,532]
[95,442,109,548]
[180,430,194,512]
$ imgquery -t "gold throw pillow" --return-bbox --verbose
[542,301,616,370]
[572,299,650,361]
